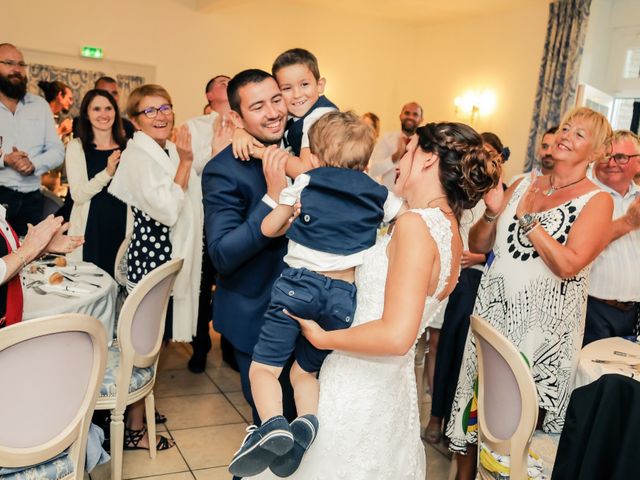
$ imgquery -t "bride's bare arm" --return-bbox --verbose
[292,212,435,356]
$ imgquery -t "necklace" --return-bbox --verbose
[544,175,587,196]
[425,195,454,215]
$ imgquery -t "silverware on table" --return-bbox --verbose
[614,350,640,359]
[31,285,74,298]
[62,271,104,277]
[60,273,100,288]
[592,359,640,371]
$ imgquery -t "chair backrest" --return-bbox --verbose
[116,257,182,370]
[0,314,107,474]
[40,186,64,217]
[471,315,538,480]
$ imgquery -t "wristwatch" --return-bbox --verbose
[518,213,537,231]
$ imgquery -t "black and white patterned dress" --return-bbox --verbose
[126,207,172,293]
[447,177,601,452]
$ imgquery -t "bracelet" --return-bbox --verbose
[12,249,28,270]
[483,211,499,223]
[522,221,540,236]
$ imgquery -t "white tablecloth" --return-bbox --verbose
[574,337,640,389]
[22,262,118,341]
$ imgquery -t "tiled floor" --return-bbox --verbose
[90,332,452,480]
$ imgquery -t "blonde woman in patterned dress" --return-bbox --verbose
[447,107,614,480]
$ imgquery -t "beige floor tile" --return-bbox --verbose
[157,393,243,430]
[426,444,452,480]
[205,366,242,393]
[225,391,254,423]
[158,342,192,371]
[181,332,224,370]
[171,424,248,470]
[90,461,110,480]
[155,369,220,398]
[121,438,188,479]
[192,467,231,480]
[133,473,195,480]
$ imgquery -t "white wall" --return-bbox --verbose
[579,0,615,93]
[580,0,640,96]
[3,0,550,176]
[2,0,417,127]
[415,3,549,179]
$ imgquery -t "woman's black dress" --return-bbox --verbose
[83,147,127,277]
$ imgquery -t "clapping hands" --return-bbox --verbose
[5,147,35,176]
[175,125,193,165]
[484,174,505,216]
[22,215,84,261]
[106,150,121,176]
[623,196,640,230]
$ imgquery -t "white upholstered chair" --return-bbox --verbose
[94,258,183,480]
[0,314,107,480]
[471,314,538,479]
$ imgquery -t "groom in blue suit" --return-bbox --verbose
[202,69,296,426]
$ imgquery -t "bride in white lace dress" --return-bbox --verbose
[249,123,501,480]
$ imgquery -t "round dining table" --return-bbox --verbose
[22,261,118,342]
[574,336,640,389]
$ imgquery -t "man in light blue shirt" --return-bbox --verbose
[0,43,64,235]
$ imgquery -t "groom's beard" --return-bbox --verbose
[0,72,28,100]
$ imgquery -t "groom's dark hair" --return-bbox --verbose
[227,69,274,116]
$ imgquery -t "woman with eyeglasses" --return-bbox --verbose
[66,89,127,276]
[108,84,203,451]
[446,107,615,479]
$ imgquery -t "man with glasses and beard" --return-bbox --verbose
[0,43,64,235]
[368,101,423,189]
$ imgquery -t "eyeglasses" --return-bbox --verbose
[134,104,173,119]
[603,153,640,165]
[0,60,29,69]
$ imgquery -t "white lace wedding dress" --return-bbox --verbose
[250,209,452,480]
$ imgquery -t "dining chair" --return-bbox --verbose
[41,186,64,218]
[0,314,107,480]
[94,257,183,480]
[113,235,130,289]
[471,314,539,480]
[113,235,131,322]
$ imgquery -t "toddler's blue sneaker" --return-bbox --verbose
[228,415,293,477]
[269,414,319,477]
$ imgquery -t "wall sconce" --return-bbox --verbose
[454,90,496,124]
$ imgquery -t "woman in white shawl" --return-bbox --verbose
[109,84,203,451]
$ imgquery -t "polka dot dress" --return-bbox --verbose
[126,207,172,293]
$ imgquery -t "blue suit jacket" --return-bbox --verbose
[202,146,287,354]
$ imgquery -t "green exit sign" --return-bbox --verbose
[81,46,103,59]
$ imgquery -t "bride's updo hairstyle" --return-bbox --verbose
[416,122,501,221]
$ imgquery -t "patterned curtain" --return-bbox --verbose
[26,63,144,118]
[523,0,592,172]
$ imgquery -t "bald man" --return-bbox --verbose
[368,102,423,189]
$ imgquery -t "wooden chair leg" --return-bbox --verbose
[145,392,157,459]
[110,409,125,480]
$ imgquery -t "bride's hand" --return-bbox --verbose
[284,309,330,350]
